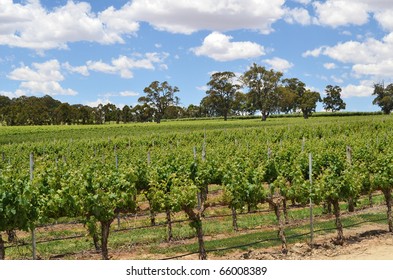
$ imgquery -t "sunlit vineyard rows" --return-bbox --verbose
[1,116,393,259]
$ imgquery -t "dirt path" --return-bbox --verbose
[228,223,393,260]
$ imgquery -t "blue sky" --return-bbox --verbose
[1,0,393,112]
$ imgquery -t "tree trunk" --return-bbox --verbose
[261,113,267,121]
[231,205,238,231]
[93,232,101,252]
[6,230,16,242]
[183,207,207,260]
[148,199,156,226]
[283,197,289,224]
[275,203,288,254]
[348,197,355,212]
[332,199,344,245]
[303,111,309,119]
[267,198,287,254]
[166,208,173,242]
[369,192,373,207]
[100,220,113,260]
[382,189,393,232]
[86,219,101,251]
[195,218,207,260]
[0,234,5,260]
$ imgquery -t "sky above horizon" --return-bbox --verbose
[1,0,393,112]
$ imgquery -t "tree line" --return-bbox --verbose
[1,62,391,125]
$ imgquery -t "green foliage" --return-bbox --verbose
[205,71,241,121]
[241,63,283,121]
[323,85,346,112]
[2,115,393,258]
[0,167,39,232]
[138,81,180,123]
[372,83,393,114]
[222,159,266,211]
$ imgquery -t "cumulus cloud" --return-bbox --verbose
[0,0,139,50]
[310,0,393,29]
[192,32,265,62]
[353,59,393,77]
[62,62,89,76]
[304,32,393,79]
[86,52,169,78]
[302,47,325,58]
[284,7,312,25]
[313,1,369,27]
[125,0,286,34]
[374,10,393,32]
[7,60,77,96]
[2,0,393,52]
[341,80,374,98]
[263,57,294,72]
[0,0,289,50]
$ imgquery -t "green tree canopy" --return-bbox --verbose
[241,63,283,121]
[206,71,240,121]
[323,85,346,112]
[372,83,393,114]
[138,81,180,123]
[282,78,321,119]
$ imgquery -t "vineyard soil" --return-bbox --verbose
[45,221,393,260]
[236,224,393,260]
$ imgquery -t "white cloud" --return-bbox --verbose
[341,80,374,98]
[86,98,111,107]
[302,46,325,58]
[0,0,139,50]
[324,63,336,70]
[62,62,89,76]
[124,0,286,34]
[0,90,19,98]
[263,57,294,72]
[353,59,393,78]
[313,1,369,28]
[374,10,393,32]
[285,7,312,25]
[87,52,169,78]
[304,32,393,79]
[310,0,393,30]
[120,91,140,97]
[7,60,77,96]
[192,32,265,62]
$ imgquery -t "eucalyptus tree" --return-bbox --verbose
[241,63,283,121]
[206,71,241,121]
[372,82,393,114]
[138,81,180,123]
[282,78,321,119]
[323,85,346,112]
